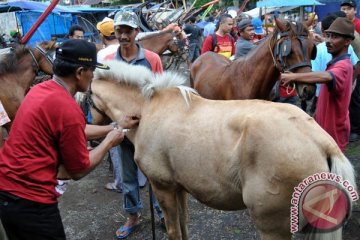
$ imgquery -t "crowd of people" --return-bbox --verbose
[0,0,360,239]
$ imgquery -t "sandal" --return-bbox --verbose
[104,182,122,193]
[116,222,139,239]
[115,213,141,239]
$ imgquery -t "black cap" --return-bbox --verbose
[56,39,109,69]
[341,0,357,8]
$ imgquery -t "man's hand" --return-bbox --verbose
[280,72,296,86]
[119,114,141,129]
[104,128,125,148]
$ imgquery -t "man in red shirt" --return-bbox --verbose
[341,0,360,34]
[0,39,139,240]
[201,13,235,58]
[281,17,354,152]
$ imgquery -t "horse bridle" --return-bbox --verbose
[268,30,317,96]
[27,48,40,74]
[84,84,108,123]
[27,46,54,74]
[165,32,188,69]
[270,31,316,73]
[35,45,55,65]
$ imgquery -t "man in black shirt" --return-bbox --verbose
[183,17,202,66]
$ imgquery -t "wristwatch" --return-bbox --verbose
[110,122,118,129]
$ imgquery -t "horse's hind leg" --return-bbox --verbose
[151,183,183,240]
[242,178,292,240]
[177,190,189,240]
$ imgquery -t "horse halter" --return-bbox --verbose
[27,45,54,74]
[85,84,108,123]
[27,48,40,74]
[164,32,188,70]
[35,45,55,65]
[270,31,315,73]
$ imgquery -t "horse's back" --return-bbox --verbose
[190,52,231,99]
[135,91,334,210]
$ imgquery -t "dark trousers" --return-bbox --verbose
[0,192,65,240]
[350,77,360,134]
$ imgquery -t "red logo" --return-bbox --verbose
[300,181,351,231]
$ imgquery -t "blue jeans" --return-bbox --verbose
[110,146,147,190]
[120,138,163,219]
[109,146,123,190]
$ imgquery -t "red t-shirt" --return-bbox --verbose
[201,33,235,58]
[0,81,89,204]
[353,18,360,34]
[315,55,352,152]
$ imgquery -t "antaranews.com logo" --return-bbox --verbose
[290,172,358,233]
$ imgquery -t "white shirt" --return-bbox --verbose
[97,44,119,62]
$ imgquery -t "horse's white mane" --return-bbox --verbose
[93,60,197,105]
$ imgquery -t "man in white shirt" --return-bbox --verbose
[97,18,119,61]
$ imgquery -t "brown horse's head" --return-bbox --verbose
[34,40,57,74]
[272,18,316,100]
[162,24,189,63]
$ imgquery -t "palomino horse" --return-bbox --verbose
[191,17,317,100]
[0,43,54,130]
[137,26,188,69]
[89,60,357,240]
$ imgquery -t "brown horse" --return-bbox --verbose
[191,17,317,100]
[89,60,357,240]
[0,43,54,130]
[137,28,188,69]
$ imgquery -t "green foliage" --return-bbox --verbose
[194,0,212,8]
[345,143,360,157]
[110,0,142,6]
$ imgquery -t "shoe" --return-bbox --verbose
[104,182,122,193]
[349,132,360,142]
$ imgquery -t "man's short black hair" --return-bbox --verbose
[68,25,85,36]
[188,16,197,24]
[215,14,233,31]
[321,11,346,31]
[207,16,214,22]
[219,14,233,24]
[103,35,116,41]
[53,58,92,77]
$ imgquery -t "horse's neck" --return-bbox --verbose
[3,55,37,91]
[231,38,280,99]
[140,33,172,55]
[93,81,144,123]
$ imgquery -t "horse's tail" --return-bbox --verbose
[330,153,357,192]
[303,153,358,240]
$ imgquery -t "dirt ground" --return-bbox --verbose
[59,142,360,240]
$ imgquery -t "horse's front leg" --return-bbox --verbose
[151,182,182,240]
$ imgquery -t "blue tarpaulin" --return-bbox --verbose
[257,0,324,8]
[7,0,79,13]
[16,11,75,46]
